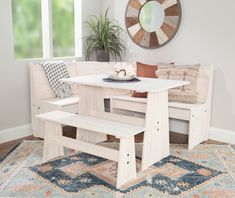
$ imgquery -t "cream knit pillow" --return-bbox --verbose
[157,64,201,103]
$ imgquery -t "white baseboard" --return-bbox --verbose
[170,120,235,144]
[0,122,234,145]
[0,124,33,144]
[209,127,235,144]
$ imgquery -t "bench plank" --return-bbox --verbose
[43,95,79,106]
[36,111,145,138]
[55,136,119,162]
[111,95,204,110]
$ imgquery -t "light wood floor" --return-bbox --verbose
[0,128,227,158]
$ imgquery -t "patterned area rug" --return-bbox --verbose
[0,141,235,197]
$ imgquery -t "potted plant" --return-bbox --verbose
[84,9,126,62]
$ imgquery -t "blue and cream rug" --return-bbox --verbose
[0,140,235,197]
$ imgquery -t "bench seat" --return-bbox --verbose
[110,94,207,122]
[37,110,143,188]
[36,111,145,138]
[111,94,204,110]
[43,95,79,106]
[41,95,80,114]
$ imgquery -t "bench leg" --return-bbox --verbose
[141,90,170,171]
[43,122,64,162]
[188,108,209,149]
[116,136,136,188]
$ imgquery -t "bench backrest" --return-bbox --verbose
[30,61,136,101]
[197,65,214,104]
[30,62,213,105]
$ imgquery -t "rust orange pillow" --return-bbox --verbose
[132,62,158,98]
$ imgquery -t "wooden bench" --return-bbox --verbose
[30,61,132,138]
[110,65,214,149]
[36,111,145,188]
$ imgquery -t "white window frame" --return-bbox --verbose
[41,0,53,59]
[15,0,82,60]
[42,0,82,59]
[74,0,82,58]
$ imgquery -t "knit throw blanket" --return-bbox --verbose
[40,61,72,98]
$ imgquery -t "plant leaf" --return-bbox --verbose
[84,8,126,61]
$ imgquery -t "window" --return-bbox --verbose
[12,0,43,59]
[52,0,75,57]
[11,0,82,60]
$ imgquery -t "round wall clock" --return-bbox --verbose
[125,0,182,49]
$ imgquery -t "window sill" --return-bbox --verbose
[14,56,83,63]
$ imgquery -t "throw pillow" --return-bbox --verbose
[40,61,72,98]
[158,64,201,103]
[131,62,158,98]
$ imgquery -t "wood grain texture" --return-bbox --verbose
[150,32,159,48]
[108,132,189,144]
[130,0,142,10]
[116,137,137,188]
[157,0,165,4]
[162,0,177,9]
[128,23,142,37]
[140,32,151,47]
[0,127,75,157]
[133,28,145,44]
[156,29,168,45]
[139,0,147,5]
[62,75,188,94]
[126,17,139,28]
[43,122,64,162]
[126,6,139,17]
[164,16,179,28]
[77,85,107,143]
[161,22,175,38]
[165,4,180,16]
[141,91,170,171]
[37,111,145,138]
[0,136,41,157]
[125,0,181,48]
[55,136,119,162]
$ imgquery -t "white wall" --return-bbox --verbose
[0,0,102,131]
[0,0,235,141]
[102,0,235,132]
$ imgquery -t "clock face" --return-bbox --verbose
[125,0,182,49]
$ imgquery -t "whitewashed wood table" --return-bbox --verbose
[62,74,189,171]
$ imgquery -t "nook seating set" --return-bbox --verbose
[30,61,213,187]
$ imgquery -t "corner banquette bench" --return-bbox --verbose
[110,65,214,149]
[30,62,131,138]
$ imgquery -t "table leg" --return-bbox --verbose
[76,85,107,143]
[141,90,170,171]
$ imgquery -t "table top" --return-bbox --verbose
[61,74,189,92]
